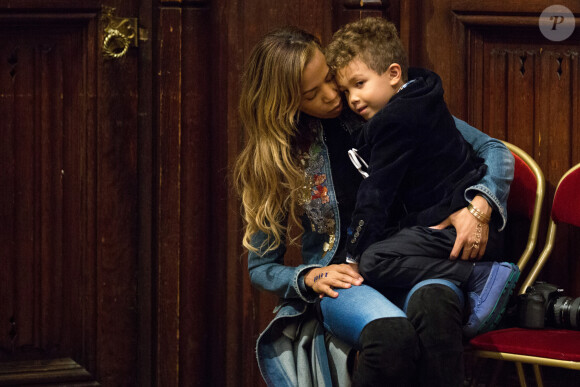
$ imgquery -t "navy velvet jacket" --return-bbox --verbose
[346,68,487,261]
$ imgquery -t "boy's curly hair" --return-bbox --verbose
[325,17,408,81]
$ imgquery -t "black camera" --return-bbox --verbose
[518,281,580,330]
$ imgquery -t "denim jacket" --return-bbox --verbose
[247,116,514,386]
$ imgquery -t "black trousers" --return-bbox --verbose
[359,225,504,294]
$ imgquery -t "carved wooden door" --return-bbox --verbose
[0,1,150,385]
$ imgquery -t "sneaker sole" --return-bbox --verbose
[476,263,520,335]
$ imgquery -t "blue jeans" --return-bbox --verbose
[319,280,464,348]
[319,284,405,348]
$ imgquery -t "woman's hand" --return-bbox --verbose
[304,263,363,298]
[431,195,491,261]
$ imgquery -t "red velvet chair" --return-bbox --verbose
[470,162,580,386]
[465,141,545,385]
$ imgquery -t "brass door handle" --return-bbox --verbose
[102,6,139,59]
[103,28,130,58]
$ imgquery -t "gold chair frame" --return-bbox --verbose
[501,141,546,278]
[473,159,580,387]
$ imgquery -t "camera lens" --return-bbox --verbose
[552,296,580,330]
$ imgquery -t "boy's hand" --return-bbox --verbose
[305,264,364,298]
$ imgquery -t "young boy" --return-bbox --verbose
[325,17,519,337]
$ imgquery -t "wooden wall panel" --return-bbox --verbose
[0,1,142,384]
[333,0,389,31]
[97,2,141,384]
[465,26,580,297]
[0,0,99,8]
[156,6,182,386]
[180,7,213,387]
[0,16,97,372]
[137,1,154,386]
[155,2,218,386]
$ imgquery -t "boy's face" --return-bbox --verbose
[299,49,343,119]
[335,58,401,121]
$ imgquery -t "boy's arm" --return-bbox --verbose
[346,119,415,262]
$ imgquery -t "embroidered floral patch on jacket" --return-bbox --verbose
[298,130,336,235]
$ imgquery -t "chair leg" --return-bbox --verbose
[515,362,528,387]
[532,364,544,387]
[488,360,504,387]
[468,356,485,387]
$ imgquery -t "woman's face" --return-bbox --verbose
[299,49,343,119]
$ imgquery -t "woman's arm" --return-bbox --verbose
[434,117,514,260]
[454,117,514,229]
[247,230,363,301]
[247,230,321,302]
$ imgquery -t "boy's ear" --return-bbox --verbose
[387,63,402,86]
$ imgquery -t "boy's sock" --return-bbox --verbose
[463,261,520,338]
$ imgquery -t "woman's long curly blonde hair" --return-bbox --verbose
[234,27,322,254]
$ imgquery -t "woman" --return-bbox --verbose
[234,27,513,386]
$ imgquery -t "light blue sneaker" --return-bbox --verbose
[463,262,520,338]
